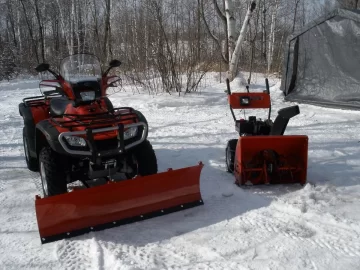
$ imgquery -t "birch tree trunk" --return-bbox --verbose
[70,1,74,55]
[224,0,236,61]
[267,0,279,74]
[228,1,257,81]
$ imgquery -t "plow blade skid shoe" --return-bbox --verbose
[35,162,204,244]
[235,136,308,186]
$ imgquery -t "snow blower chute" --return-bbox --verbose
[19,53,204,244]
[225,79,308,186]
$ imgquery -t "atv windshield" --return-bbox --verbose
[60,54,102,83]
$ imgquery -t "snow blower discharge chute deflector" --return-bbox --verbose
[19,53,204,244]
[225,79,308,186]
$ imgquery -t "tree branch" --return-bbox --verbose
[212,0,226,22]
[200,0,228,63]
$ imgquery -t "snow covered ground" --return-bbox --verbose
[0,72,360,269]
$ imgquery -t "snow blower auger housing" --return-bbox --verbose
[19,53,204,244]
[225,78,308,186]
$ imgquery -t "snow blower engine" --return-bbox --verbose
[225,78,308,186]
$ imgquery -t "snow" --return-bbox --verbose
[1,73,360,269]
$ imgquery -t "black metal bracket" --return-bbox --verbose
[86,128,97,162]
[265,78,271,120]
[117,123,125,154]
[226,79,237,123]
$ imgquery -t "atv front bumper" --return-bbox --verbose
[58,122,147,158]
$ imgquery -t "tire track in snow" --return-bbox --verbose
[56,236,105,270]
[91,237,105,270]
[102,242,190,269]
[93,242,156,269]
[29,172,42,196]
[0,180,5,192]
[239,215,360,258]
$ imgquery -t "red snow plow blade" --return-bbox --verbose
[234,136,308,186]
[35,162,204,244]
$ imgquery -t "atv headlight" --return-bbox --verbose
[80,91,95,101]
[124,127,138,140]
[64,136,87,147]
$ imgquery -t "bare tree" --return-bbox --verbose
[335,0,360,8]
[0,0,337,90]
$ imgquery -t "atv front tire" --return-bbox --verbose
[126,140,158,178]
[23,127,38,172]
[226,139,238,173]
[39,147,67,197]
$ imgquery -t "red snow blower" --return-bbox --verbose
[225,78,308,186]
[19,53,204,244]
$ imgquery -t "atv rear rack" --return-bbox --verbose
[23,93,63,107]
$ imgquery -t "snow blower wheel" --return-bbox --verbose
[225,139,237,173]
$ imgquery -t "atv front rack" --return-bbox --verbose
[51,107,137,128]
[58,122,147,157]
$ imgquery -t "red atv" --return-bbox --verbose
[19,53,157,196]
[19,53,204,244]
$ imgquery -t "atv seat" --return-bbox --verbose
[50,98,74,116]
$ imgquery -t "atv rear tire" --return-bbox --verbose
[226,139,238,173]
[23,127,38,172]
[126,140,158,178]
[39,146,67,197]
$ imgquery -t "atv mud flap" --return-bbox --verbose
[35,162,204,244]
[234,136,308,186]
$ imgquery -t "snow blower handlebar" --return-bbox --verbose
[265,78,271,121]
[226,79,237,122]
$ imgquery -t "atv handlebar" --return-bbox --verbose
[58,122,147,157]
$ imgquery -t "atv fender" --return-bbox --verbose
[35,121,68,156]
[134,110,148,138]
[19,102,37,158]
[134,110,148,126]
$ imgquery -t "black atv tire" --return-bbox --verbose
[23,127,38,172]
[226,139,238,173]
[39,146,67,197]
[126,140,158,178]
